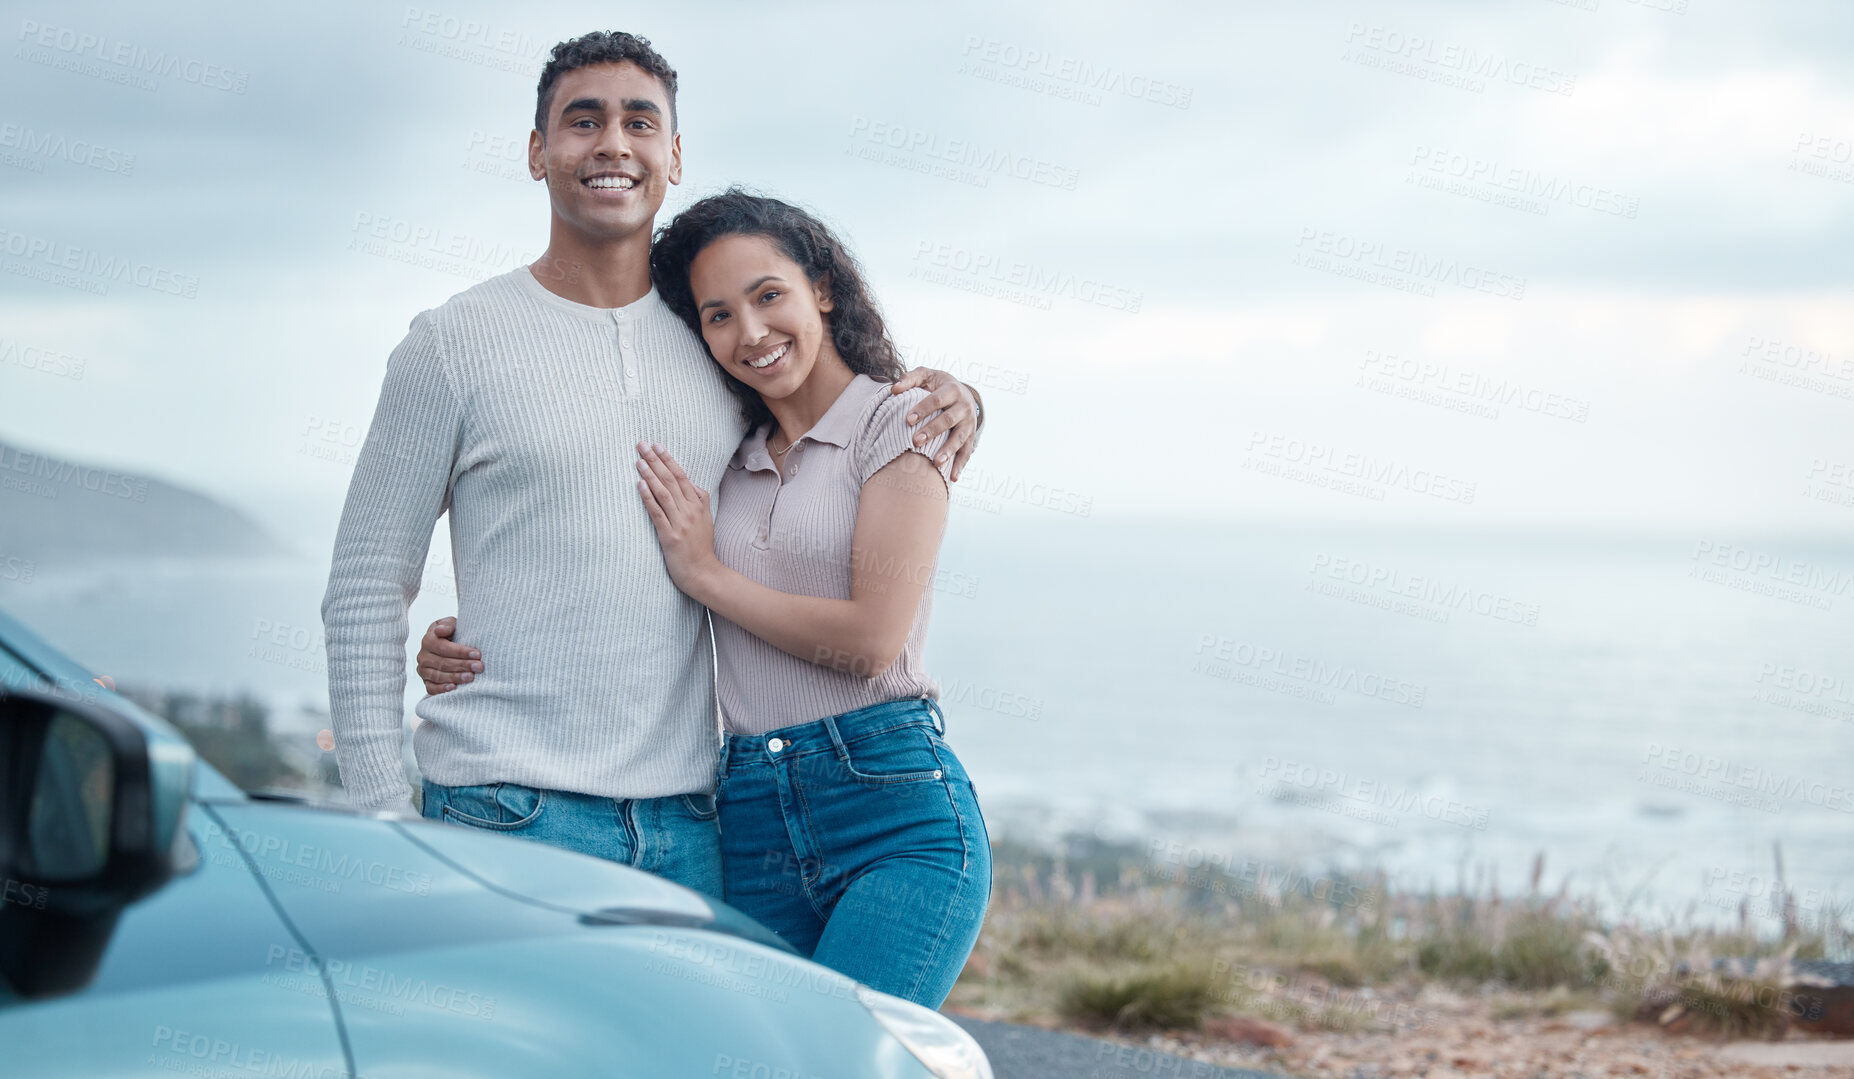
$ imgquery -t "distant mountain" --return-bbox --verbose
[0,439,281,563]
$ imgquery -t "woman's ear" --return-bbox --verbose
[812,273,834,313]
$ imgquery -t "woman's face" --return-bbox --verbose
[687,233,834,401]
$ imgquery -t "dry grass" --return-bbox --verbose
[950,838,1849,1044]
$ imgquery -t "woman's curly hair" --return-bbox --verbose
[651,187,904,430]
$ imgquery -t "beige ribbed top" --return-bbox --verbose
[321,265,745,812]
[711,373,953,735]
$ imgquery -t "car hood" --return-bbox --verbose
[199,800,791,955]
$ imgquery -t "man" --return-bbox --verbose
[321,31,982,899]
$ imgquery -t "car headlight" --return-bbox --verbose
[855,985,993,1079]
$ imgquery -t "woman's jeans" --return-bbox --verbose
[420,778,724,900]
[716,696,991,1008]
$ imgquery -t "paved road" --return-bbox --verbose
[951,1017,1283,1079]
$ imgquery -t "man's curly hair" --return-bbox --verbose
[651,187,906,431]
[535,31,678,138]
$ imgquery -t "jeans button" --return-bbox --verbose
[768,737,785,753]
[933,769,943,780]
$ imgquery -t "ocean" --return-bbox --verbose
[4,514,1850,931]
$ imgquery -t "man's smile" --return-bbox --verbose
[582,172,639,194]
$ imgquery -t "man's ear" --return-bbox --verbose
[668,130,683,186]
[813,273,834,312]
[528,128,546,182]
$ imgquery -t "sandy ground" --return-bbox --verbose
[1155,988,1854,1079]
[957,984,1854,1079]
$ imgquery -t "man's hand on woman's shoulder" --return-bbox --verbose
[889,367,985,482]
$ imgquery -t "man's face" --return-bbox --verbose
[529,61,682,245]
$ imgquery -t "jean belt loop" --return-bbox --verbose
[923,694,945,736]
[821,713,851,760]
[716,731,731,785]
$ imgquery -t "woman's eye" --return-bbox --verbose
[759,290,780,304]
[708,310,730,324]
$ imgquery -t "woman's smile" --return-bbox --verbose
[743,340,791,375]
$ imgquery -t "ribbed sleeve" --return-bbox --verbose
[856,387,953,487]
[322,312,460,811]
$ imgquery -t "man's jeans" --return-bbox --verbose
[420,779,723,900]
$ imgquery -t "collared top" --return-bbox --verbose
[711,373,954,735]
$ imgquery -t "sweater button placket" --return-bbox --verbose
[613,311,639,397]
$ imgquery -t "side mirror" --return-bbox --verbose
[0,687,196,999]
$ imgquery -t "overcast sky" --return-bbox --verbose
[4,0,1853,555]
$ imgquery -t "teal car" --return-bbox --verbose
[0,606,991,1078]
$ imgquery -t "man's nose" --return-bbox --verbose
[594,126,632,159]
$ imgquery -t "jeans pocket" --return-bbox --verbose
[440,782,547,831]
[680,791,719,821]
[835,725,945,787]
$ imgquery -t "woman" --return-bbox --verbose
[413,188,989,1008]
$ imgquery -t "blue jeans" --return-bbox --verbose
[420,778,723,900]
[715,697,991,1008]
